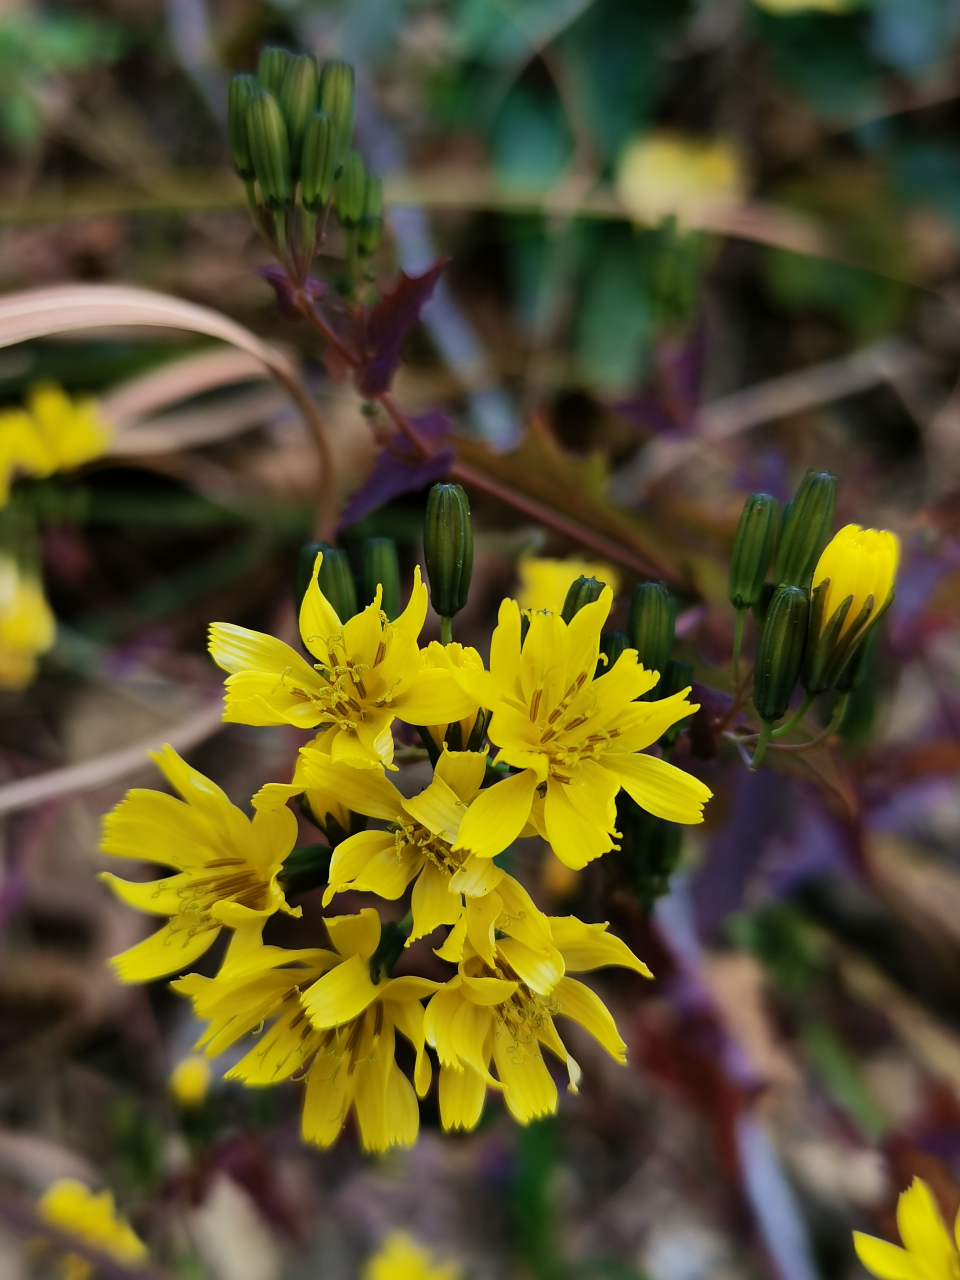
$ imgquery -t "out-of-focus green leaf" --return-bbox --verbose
[451,0,594,66]
[574,223,653,392]
[765,249,906,338]
[755,11,881,123]
[728,901,824,995]
[888,143,960,235]
[802,1020,889,1142]
[492,80,573,191]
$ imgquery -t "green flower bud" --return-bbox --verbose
[363,537,400,622]
[751,581,776,631]
[598,629,630,677]
[753,584,809,722]
[775,470,837,589]
[561,575,604,624]
[247,88,293,210]
[424,483,473,621]
[295,542,358,621]
[257,46,293,98]
[834,623,879,695]
[356,214,383,258]
[279,54,318,178]
[729,492,778,609]
[335,149,366,227]
[628,581,676,689]
[227,74,258,181]
[363,172,383,220]
[319,60,355,164]
[300,111,337,211]
[658,659,693,748]
[615,794,682,912]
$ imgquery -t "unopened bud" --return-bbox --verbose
[247,88,293,209]
[319,60,355,163]
[424,483,473,621]
[227,74,258,180]
[658,659,693,748]
[363,537,400,621]
[295,542,357,622]
[279,54,318,178]
[356,214,383,257]
[729,492,777,609]
[561,575,604,624]
[835,624,878,695]
[301,111,337,211]
[334,149,366,227]
[753,584,809,722]
[363,173,383,219]
[257,45,293,98]
[628,581,675,689]
[775,471,837,589]
[598,629,630,676]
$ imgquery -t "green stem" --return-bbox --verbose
[440,615,453,645]
[771,691,813,738]
[732,609,745,688]
[768,693,849,753]
[749,720,774,770]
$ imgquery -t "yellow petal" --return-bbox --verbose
[489,597,522,700]
[449,856,504,899]
[222,671,324,728]
[302,1052,352,1148]
[424,985,466,1065]
[853,1235,922,1280]
[394,567,428,640]
[439,1062,487,1132]
[99,871,189,916]
[496,873,552,950]
[402,773,469,844]
[302,951,380,1029]
[323,907,382,961]
[410,860,462,942]
[492,1037,557,1123]
[450,998,497,1083]
[542,763,618,869]
[602,751,711,824]
[434,917,467,964]
[434,747,488,807]
[227,1011,306,1084]
[393,667,477,725]
[555,976,627,1062]
[110,919,218,983]
[298,551,341,659]
[562,587,611,690]
[326,831,399,903]
[461,972,517,1005]
[453,768,538,859]
[299,751,402,820]
[209,621,321,682]
[465,890,502,966]
[549,917,653,978]
[496,937,564,996]
[250,804,298,867]
[897,1179,954,1277]
[387,997,432,1096]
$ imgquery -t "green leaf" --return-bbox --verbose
[574,224,653,392]
[802,1020,888,1142]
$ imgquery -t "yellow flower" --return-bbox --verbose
[452,590,712,870]
[363,1232,462,1280]
[854,1178,959,1280]
[0,555,55,689]
[0,384,112,505]
[425,915,651,1131]
[168,1054,213,1108]
[616,132,745,228]
[38,1178,147,1280]
[516,555,620,614]
[174,909,438,1153]
[754,0,851,12]
[420,640,489,752]
[209,554,476,770]
[99,744,300,983]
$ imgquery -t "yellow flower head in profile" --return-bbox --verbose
[209,553,476,770]
[452,588,712,870]
[805,523,899,693]
[363,1232,462,1280]
[0,383,112,506]
[516,555,620,615]
[100,744,300,983]
[0,555,55,689]
[38,1178,147,1280]
[174,909,438,1153]
[854,1177,959,1280]
[426,915,651,1131]
[616,132,745,228]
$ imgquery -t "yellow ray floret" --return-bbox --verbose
[363,1232,462,1280]
[208,554,476,769]
[100,744,300,983]
[174,909,438,1154]
[854,1177,960,1280]
[38,1178,147,1280]
[0,555,55,689]
[425,914,651,1132]
[452,590,712,869]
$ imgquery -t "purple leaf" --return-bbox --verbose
[608,326,707,435]
[255,267,326,322]
[336,409,455,532]
[355,260,448,396]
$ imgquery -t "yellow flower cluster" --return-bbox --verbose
[38,1178,147,1280]
[100,553,712,1153]
[0,383,112,506]
[0,553,55,688]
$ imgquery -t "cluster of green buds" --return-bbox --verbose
[228,48,384,283]
[728,470,899,766]
[295,536,402,624]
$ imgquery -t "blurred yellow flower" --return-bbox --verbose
[209,554,475,770]
[363,1232,462,1280]
[452,591,711,869]
[100,744,300,983]
[0,556,55,689]
[425,915,650,1130]
[854,1178,959,1280]
[516,554,619,614]
[38,1178,147,1280]
[168,1054,213,1108]
[754,0,852,12]
[0,384,112,505]
[616,132,745,227]
[175,909,438,1153]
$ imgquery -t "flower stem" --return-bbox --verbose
[732,609,745,688]
[771,691,813,738]
[749,720,774,770]
[768,693,849,753]
[440,615,453,645]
